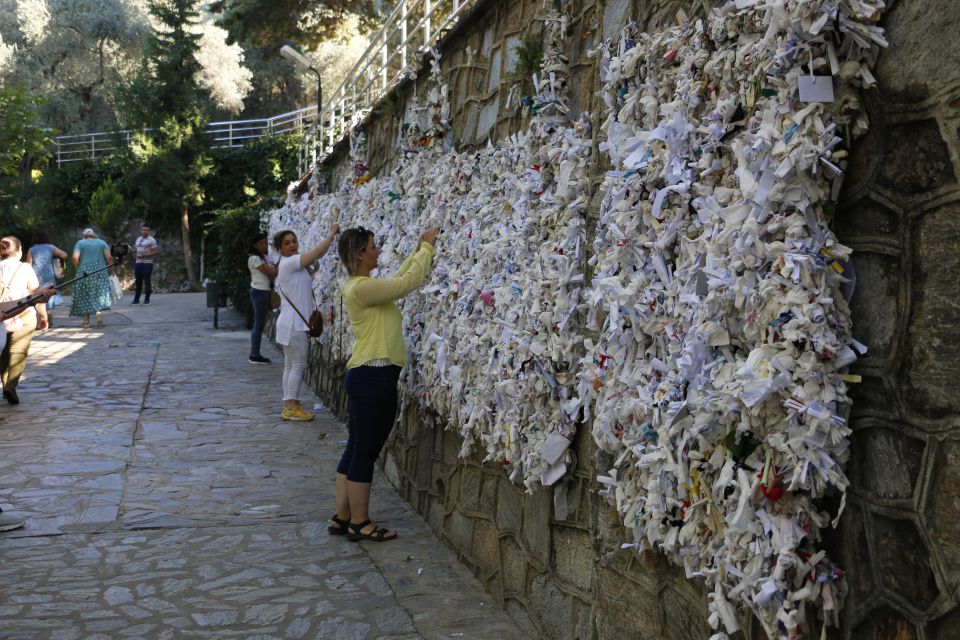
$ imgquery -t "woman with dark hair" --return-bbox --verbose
[69,228,113,328]
[0,236,48,405]
[247,232,277,364]
[25,230,67,325]
[273,224,339,420]
[331,225,438,542]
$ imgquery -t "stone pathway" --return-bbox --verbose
[0,294,527,639]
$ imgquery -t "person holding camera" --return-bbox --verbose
[132,224,157,305]
[69,229,113,328]
[1,237,50,405]
[273,224,339,421]
[330,226,438,542]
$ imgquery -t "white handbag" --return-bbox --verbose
[109,274,124,302]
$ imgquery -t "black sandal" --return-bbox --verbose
[328,514,350,536]
[347,519,398,542]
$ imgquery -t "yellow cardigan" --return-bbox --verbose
[343,242,436,369]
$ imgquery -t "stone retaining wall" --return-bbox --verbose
[286,0,960,637]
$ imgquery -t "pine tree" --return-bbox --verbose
[122,0,211,290]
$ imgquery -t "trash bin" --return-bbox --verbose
[206,282,228,308]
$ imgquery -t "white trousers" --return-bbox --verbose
[282,331,309,402]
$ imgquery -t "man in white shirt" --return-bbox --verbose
[132,224,158,305]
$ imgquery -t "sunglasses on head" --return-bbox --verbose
[355,227,378,249]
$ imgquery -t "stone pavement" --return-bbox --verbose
[0,294,528,640]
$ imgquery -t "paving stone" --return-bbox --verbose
[0,294,527,639]
[315,617,371,640]
[103,586,133,605]
[191,610,240,626]
[244,603,289,624]
[285,617,311,638]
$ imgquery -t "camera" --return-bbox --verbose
[110,243,131,264]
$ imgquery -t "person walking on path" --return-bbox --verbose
[69,229,113,328]
[248,233,277,364]
[25,230,67,326]
[332,226,438,543]
[1,285,63,526]
[274,224,339,421]
[132,224,158,305]
[0,237,49,405]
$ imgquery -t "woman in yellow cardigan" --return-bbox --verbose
[333,225,438,542]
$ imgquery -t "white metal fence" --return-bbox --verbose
[54,0,475,170]
[54,105,318,167]
[317,0,475,158]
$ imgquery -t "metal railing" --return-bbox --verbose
[54,0,475,170]
[54,105,318,167]
[317,0,475,159]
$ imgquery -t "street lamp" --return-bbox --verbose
[280,44,322,161]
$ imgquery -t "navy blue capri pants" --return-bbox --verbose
[337,364,401,483]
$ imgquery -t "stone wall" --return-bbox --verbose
[829,1,960,637]
[293,0,960,637]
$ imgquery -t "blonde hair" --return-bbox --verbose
[337,227,373,276]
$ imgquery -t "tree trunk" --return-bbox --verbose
[181,204,202,290]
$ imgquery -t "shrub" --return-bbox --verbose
[205,204,264,325]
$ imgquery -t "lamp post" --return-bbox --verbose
[280,44,322,163]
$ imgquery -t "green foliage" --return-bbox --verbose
[122,0,205,127]
[0,0,148,136]
[205,204,264,321]
[231,43,305,119]
[210,0,377,50]
[506,33,545,91]
[119,0,213,288]
[198,135,296,316]
[0,155,126,247]
[120,0,213,217]
[202,134,299,209]
[0,85,54,180]
[88,178,127,243]
[2,0,332,295]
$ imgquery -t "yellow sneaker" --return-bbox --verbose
[293,405,315,420]
[281,405,314,421]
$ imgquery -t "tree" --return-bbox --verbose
[0,0,150,134]
[0,84,53,179]
[196,14,254,115]
[122,0,211,290]
[210,0,377,50]
[88,177,126,243]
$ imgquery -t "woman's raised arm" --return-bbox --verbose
[299,223,340,269]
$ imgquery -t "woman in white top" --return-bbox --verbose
[273,224,339,421]
[247,233,277,364]
[0,236,48,405]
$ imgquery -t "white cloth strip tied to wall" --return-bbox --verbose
[580,1,883,638]
[267,20,591,492]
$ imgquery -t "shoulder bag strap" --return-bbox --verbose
[277,282,312,327]
[0,264,23,299]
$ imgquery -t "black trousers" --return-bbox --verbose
[249,288,269,357]
[337,365,401,483]
[133,262,153,301]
